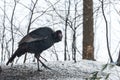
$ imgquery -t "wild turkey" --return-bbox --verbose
[6,27,62,71]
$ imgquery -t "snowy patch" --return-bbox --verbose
[0,60,120,80]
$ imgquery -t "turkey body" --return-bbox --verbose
[18,27,55,56]
[6,27,62,70]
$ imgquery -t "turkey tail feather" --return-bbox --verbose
[6,52,17,65]
[6,48,25,65]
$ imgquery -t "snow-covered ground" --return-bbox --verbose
[0,60,120,80]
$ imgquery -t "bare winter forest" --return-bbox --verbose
[0,0,120,80]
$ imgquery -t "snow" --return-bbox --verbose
[0,60,120,80]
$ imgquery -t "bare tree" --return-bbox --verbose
[71,0,82,62]
[101,0,113,62]
[1,0,6,62]
[23,0,38,63]
[117,50,120,66]
[11,0,16,56]
[82,0,94,60]
[64,0,71,61]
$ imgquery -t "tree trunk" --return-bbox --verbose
[82,0,94,60]
[72,31,76,62]
[116,50,120,66]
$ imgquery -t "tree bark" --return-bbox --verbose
[82,0,94,60]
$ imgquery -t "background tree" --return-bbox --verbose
[23,0,38,63]
[82,0,94,60]
[101,0,113,62]
[117,50,120,66]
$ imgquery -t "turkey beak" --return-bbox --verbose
[59,33,63,41]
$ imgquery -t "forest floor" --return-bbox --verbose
[0,60,120,80]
